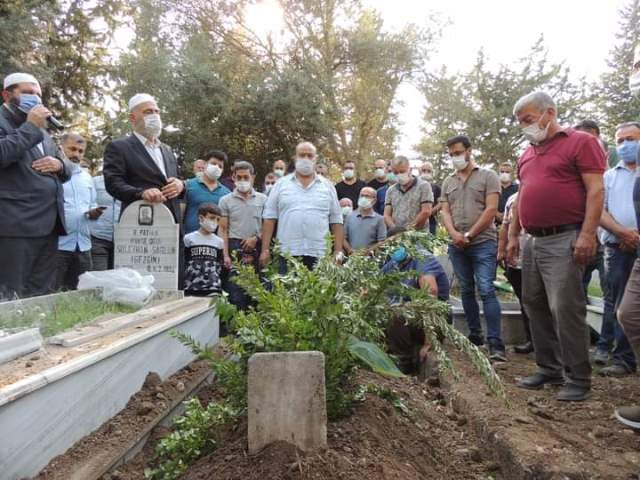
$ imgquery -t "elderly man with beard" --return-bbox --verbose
[0,72,72,299]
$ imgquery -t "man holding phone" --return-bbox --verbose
[55,133,104,290]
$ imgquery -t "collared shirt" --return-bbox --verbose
[262,173,342,258]
[384,177,434,228]
[58,166,97,252]
[90,175,121,242]
[184,177,231,234]
[381,249,450,302]
[375,183,390,215]
[133,131,166,177]
[219,189,267,239]
[518,128,606,229]
[344,209,387,250]
[441,167,500,245]
[600,161,638,245]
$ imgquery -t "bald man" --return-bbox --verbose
[0,72,72,299]
[344,186,387,253]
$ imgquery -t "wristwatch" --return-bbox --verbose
[464,232,473,241]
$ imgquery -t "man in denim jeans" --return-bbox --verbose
[440,135,506,361]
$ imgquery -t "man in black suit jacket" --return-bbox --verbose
[103,93,185,224]
[0,73,72,299]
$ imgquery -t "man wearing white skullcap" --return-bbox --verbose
[0,72,72,299]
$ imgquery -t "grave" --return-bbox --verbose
[248,351,327,454]
[114,201,179,290]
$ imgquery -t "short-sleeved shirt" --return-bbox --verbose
[518,128,606,229]
[375,184,389,215]
[429,183,441,229]
[503,192,524,269]
[498,182,519,214]
[184,178,231,234]
[218,189,267,240]
[599,162,638,245]
[183,231,224,294]
[262,173,342,258]
[441,167,501,245]
[381,250,450,302]
[384,177,434,228]
[335,179,366,206]
[344,209,387,250]
[368,178,388,190]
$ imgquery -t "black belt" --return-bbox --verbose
[526,223,582,238]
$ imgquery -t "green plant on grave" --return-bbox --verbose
[145,398,237,480]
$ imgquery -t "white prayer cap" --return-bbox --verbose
[128,93,157,112]
[3,73,40,90]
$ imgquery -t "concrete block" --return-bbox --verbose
[0,328,42,365]
[248,351,327,454]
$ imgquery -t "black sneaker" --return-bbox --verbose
[615,405,640,429]
[468,333,484,346]
[488,344,507,362]
[517,373,565,390]
[514,341,534,354]
[557,384,591,402]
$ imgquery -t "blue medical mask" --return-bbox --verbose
[617,140,639,164]
[390,246,408,263]
[18,93,42,112]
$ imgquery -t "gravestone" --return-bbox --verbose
[248,351,327,454]
[114,201,179,290]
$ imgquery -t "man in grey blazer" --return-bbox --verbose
[103,93,185,224]
[0,73,71,300]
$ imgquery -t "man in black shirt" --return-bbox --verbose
[335,160,365,206]
[420,161,441,234]
[368,158,390,190]
[496,162,518,224]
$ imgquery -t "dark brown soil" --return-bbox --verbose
[447,348,640,479]
[36,360,212,480]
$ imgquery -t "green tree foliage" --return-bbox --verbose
[594,0,640,135]
[417,38,587,176]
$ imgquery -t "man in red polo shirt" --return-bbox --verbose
[507,91,605,402]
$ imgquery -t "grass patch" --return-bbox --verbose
[0,295,139,337]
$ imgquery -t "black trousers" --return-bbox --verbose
[90,236,114,271]
[55,249,93,291]
[0,233,58,300]
[504,266,533,342]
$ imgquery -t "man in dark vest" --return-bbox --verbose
[0,73,71,299]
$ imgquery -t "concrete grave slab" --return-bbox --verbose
[248,351,327,454]
[0,328,42,365]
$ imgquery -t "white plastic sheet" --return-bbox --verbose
[78,268,156,307]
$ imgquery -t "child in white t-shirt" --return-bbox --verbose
[183,203,224,296]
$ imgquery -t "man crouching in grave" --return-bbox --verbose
[381,227,451,374]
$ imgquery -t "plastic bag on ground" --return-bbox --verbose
[78,268,156,307]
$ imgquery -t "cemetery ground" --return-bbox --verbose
[37,347,640,480]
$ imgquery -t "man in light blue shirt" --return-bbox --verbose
[596,122,640,376]
[90,173,121,270]
[56,134,104,290]
[260,141,344,273]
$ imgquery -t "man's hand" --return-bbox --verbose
[142,188,166,203]
[506,236,520,267]
[87,206,106,220]
[161,177,184,200]
[419,344,431,362]
[259,249,271,268]
[618,228,640,251]
[27,105,51,129]
[335,251,345,265]
[241,236,258,250]
[223,254,232,270]
[451,231,468,249]
[32,156,63,174]
[574,232,597,265]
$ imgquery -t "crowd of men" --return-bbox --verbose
[1,71,640,429]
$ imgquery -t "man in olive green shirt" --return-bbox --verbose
[440,135,505,361]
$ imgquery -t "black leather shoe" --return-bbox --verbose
[557,384,591,402]
[468,333,484,346]
[517,373,565,390]
[514,341,534,354]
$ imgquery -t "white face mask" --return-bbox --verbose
[236,180,252,193]
[499,172,512,183]
[375,168,386,179]
[342,206,353,217]
[522,113,550,144]
[143,113,162,139]
[295,157,315,176]
[421,173,433,181]
[274,168,285,177]
[195,171,204,180]
[200,219,218,233]
[205,164,222,180]
[396,172,411,185]
[451,155,468,171]
[358,196,373,209]
[343,169,355,180]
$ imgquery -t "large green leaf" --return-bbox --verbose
[347,336,405,378]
